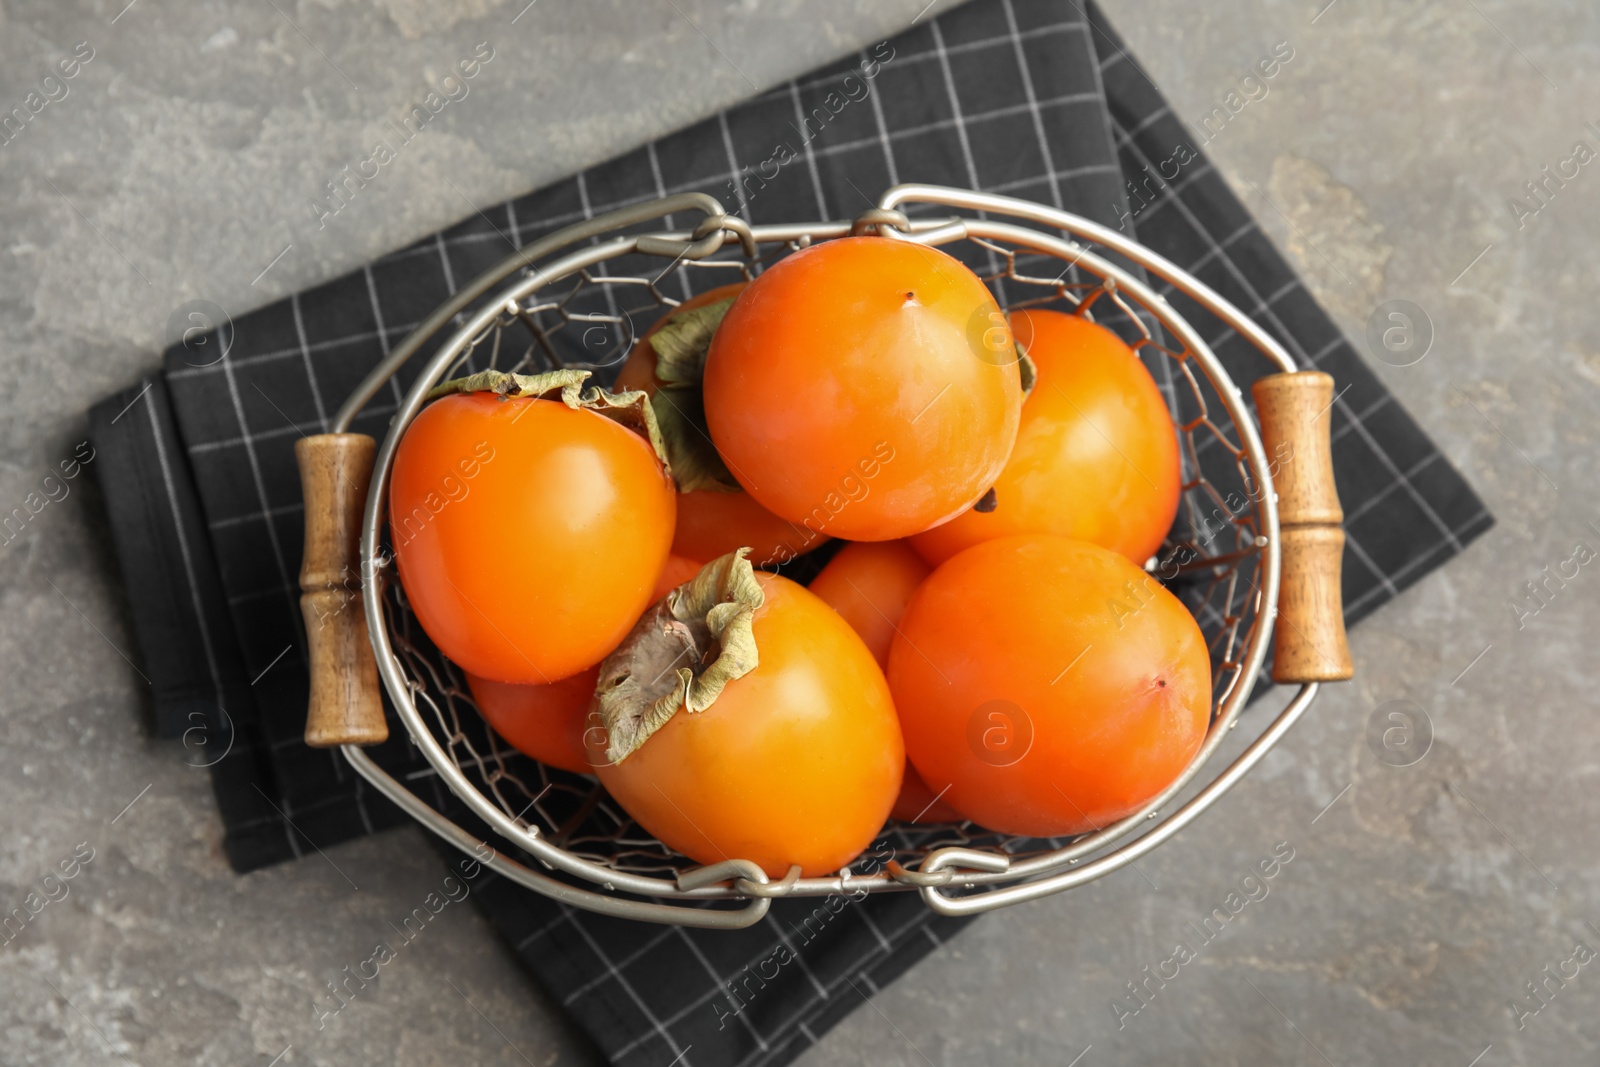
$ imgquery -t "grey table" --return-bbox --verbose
[2,1,1596,1064]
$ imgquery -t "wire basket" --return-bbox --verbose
[295,185,1352,929]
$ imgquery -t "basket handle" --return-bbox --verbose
[295,434,388,746]
[1251,371,1354,684]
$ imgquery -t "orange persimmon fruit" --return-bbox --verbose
[702,237,1024,541]
[391,387,675,684]
[912,309,1181,566]
[809,540,961,823]
[890,535,1211,838]
[590,552,903,877]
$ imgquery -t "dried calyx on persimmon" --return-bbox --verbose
[426,367,670,467]
[592,547,762,765]
[587,548,905,877]
[637,297,742,494]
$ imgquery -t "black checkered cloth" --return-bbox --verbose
[88,2,1491,1065]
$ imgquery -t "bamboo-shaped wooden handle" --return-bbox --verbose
[296,434,388,746]
[1252,371,1354,684]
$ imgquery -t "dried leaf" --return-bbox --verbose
[594,549,765,764]
[426,368,671,472]
[649,298,736,388]
[642,298,743,493]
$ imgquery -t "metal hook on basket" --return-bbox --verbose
[719,214,759,260]
[851,207,911,237]
[737,865,801,898]
[884,860,953,888]
[851,206,968,246]
[677,858,767,892]
[676,860,802,898]
[636,211,759,262]
[919,847,1013,880]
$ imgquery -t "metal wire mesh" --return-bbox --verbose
[371,219,1270,891]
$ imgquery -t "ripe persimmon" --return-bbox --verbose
[650,553,706,598]
[391,376,675,685]
[467,668,597,774]
[912,309,1181,566]
[889,535,1211,838]
[671,484,816,567]
[612,283,748,395]
[891,764,961,824]
[590,552,903,876]
[702,237,1024,540]
[810,541,961,823]
[809,540,930,665]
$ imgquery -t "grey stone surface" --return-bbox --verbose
[0,0,1595,1064]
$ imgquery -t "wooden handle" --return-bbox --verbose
[296,434,388,746]
[1252,371,1354,684]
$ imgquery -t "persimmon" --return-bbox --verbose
[891,764,961,824]
[650,553,705,597]
[889,535,1211,838]
[670,489,816,567]
[467,668,597,774]
[809,541,960,823]
[912,309,1181,566]
[590,551,904,876]
[464,556,700,771]
[702,237,1024,540]
[463,555,703,773]
[808,541,930,665]
[390,371,675,685]
[614,283,820,565]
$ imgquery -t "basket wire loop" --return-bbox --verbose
[337,184,1318,928]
